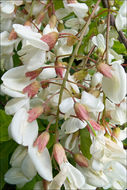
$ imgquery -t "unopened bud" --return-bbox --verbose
[109,0,114,6]
[55,60,65,78]
[67,35,77,46]
[53,143,67,165]
[73,153,88,167]
[36,11,45,25]
[43,104,51,115]
[41,32,59,50]
[112,127,120,138]
[74,102,89,121]
[97,62,112,78]
[25,68,43,80]
[49,15,57,29]
[73,70,87,81]
[88,120,101,131]
[8,29,17,40]
[23,81,40,98]
[28,106,44,122]
[34,131,50,153]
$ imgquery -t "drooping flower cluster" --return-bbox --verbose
[0,0,127,190]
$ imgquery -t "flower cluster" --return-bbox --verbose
[0,0,127,190]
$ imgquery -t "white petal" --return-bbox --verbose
[81,91,104,112]
[21,155,37,179]
[0,31,17,46]
[55,8,70,20]
[4,168,29,185]
[61,118,86,134]
[61,162,85,188]
[10,145,27,167]
[10,108,38,146]
[91,72,103,87]
[65,134,77,150]
[1,2,15,14]
[13,24,49,51]
[92,34,105,53]
[102,63,126,104]
[39,67,57,80]
[5,98,29,115]
[59,97,74,114]
[68,3,88,18]
[48,168,67,190]
[28,147,53,181]
[43,24,58,35]
[1,84,26,98]
[2,66,31,91]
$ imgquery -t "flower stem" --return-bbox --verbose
[55,0,101,142]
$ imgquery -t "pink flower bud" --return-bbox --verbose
[25,68,43,80]
[28,106,44,122]
[97,63,112,78]
[74,103,89,121]
[41,32,59,50]
[40,80,50,89]
[34,131,50,153]
[55,61,65,78]
[24,21,32,26]
[23,81,40,98]
[73,153,89,167]
[8,29,17,40]
[53,143,67,165]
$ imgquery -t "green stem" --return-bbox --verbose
[55,0,101,142]
[86,120,96,137]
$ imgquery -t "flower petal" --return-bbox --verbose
[28,147,53,181]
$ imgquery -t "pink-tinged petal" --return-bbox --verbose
[28,146,53,181]
[97,63,113,78]
[28,106,43,122]
[23,81,40,98]
[34,131,50,153]
[25,68,43,80]
[41,32,59,50]
[53,143,67,165]
[74,102,89,121]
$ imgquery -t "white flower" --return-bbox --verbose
[8,108,38,146]
[4,145,36,186]
[28,146,53,181]
[102,63,126,104]
[0,1,23,14]
[64,0,88,18]
[60,162,85,189]
[13,24,49,51]
[115,1,127,31]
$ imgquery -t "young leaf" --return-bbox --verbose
[80,128,92,159]
[0,109,12,142]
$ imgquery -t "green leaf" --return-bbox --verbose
[112,41,127,55]
[0,140,17,190]
[0,109,12,141]
[80,128,92,159]
[53,0,64,10]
